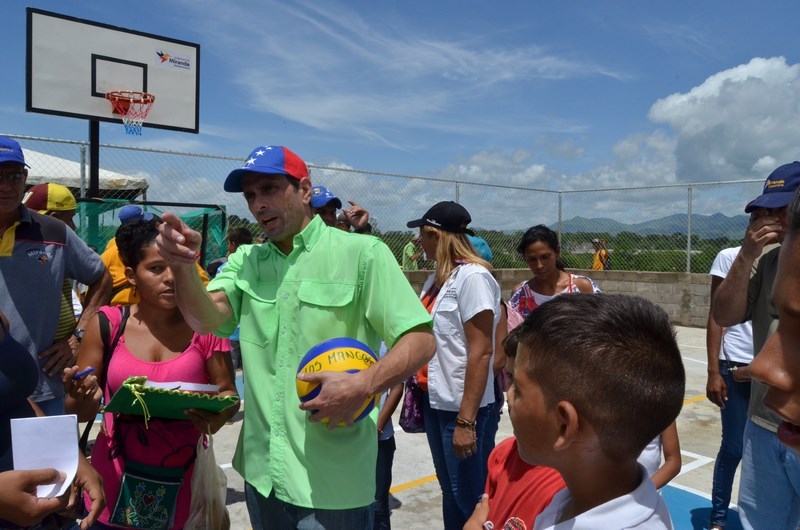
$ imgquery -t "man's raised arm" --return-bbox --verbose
[156,212,232,334]
[713,214,782,327]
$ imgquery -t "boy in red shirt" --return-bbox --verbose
[466,329,565,530]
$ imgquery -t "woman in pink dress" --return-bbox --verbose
[64,218,238,530]
[509,225,599,318]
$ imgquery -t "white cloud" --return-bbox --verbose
[435,149,552,188]
[648,56,800,181]
[567,129,677,190]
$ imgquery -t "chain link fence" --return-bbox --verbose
[7,134,763,274]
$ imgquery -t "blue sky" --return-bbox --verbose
[3,0,800,203]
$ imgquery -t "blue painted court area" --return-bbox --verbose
[663,485,743,530]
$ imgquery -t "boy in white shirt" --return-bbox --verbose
[507,294,684,529]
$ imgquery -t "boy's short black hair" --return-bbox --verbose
[515,293,685,462]
[503,327,521,360]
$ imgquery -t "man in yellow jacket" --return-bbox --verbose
[591,238,610,270]
[101,205,209,305]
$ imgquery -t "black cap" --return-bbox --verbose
[407,201,475,236]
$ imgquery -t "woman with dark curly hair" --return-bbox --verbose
[508,225,599,318]
[64,219,238,530]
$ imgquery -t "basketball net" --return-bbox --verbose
[106,91,155,135]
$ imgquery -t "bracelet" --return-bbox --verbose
[456,417,477,430]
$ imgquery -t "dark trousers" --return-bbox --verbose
[245,483,374,530]
[374,436,396,530]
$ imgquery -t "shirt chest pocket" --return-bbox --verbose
[297,282,357,332]
[238,293,277,349]
[433,296,460,335]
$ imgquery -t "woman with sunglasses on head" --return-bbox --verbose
[406,201,501,530]
[64,218,238,530]
[509,225,599,318]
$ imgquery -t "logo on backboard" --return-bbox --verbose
[156,50,191,70]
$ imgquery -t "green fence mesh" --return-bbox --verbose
[75,200,227,269]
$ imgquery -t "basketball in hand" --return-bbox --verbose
[296,337,380,424]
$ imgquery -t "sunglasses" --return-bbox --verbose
[0,171,26,184]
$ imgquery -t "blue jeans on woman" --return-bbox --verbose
[710,361,751,527]
[423,394,491,530]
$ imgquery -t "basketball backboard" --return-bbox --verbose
[27,8,200,133]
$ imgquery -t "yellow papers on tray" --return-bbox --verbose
[103,376,239,425]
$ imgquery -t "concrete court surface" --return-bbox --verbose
[205,325,738,530]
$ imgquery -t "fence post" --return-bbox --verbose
[455,181,461,203]
[686,185,693,273]
[557,192,563,240]
[79,144,87,199]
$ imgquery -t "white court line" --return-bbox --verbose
[678,344,705,350]
[682,356,708,365]
[677,449,714,476]
[667,482,741,511]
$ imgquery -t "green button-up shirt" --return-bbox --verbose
[208,216,432,509]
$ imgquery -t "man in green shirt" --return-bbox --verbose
[401,234,423,270]
[156,145,435,529]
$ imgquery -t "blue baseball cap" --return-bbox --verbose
[310,185,342,209]
[468,235,493,263]
[745,161,800,213]
[224,145,309,192]
[0,136,29,167]
[119,205,154,225]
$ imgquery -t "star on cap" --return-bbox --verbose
[245,157,256,166]
[255,149,265,156]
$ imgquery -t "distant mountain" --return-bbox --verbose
[559,216,631,234]
[559,213,749,239]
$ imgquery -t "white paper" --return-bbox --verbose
[11,415,79,498]
[144,380,220,393]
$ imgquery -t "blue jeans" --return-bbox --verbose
[481,376,503,461]
[710,362,751,526]
[738,419,800,530]
[374,436,396,530]
[423,395,491,530]
[245,482,374,530]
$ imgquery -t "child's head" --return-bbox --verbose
[509,294,685,466]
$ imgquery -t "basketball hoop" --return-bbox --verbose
[106,90,155,135]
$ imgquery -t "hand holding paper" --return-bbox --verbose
[11,415,79,498]
[0,469,69,526]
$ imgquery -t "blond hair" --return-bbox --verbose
[423,225,492,287]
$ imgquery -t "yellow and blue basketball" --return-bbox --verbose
[296,337,381,424]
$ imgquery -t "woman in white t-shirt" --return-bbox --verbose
[406,201,501,530]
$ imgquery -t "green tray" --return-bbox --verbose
[103,376,239,423]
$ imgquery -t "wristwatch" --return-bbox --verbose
[73,328,85,342]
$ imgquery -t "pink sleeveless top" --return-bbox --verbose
[86,305,231,529]
[508,273,600,318]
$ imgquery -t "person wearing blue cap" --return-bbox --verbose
[155,144,435,529]
[101,205,209,306]
[311,184,374,234]
[713,161,800,530]
[310,185,342,227]
[0,135,112,416]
